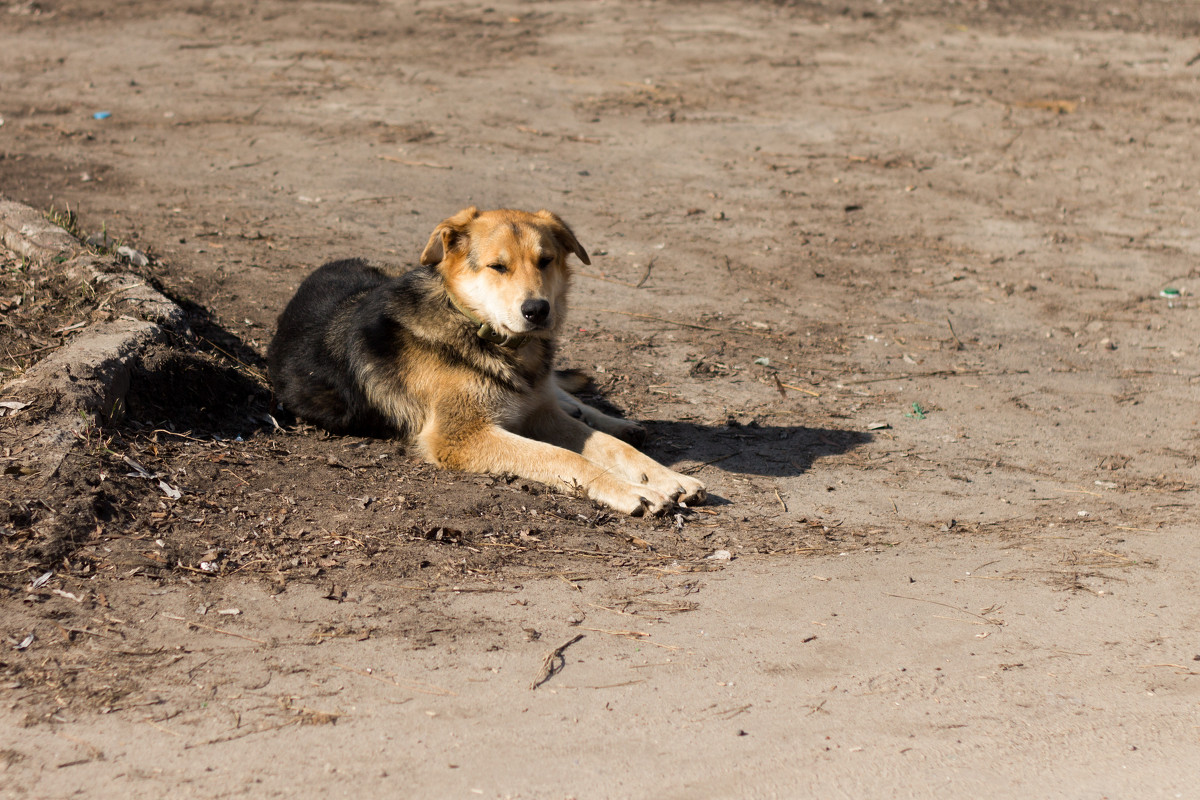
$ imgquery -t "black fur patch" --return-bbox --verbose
[268,259,554,439]
[268,259,399,436]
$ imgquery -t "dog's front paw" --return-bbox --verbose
[674,473,707,505]
[642,469,707,506]
[588,475,671,516]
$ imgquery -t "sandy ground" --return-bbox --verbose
[2,0,1199,797]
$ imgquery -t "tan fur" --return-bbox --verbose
[411,207,706,515]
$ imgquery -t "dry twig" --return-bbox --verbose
[377,155,452,169]
[778,380,820,397]
[530,634,585,690]
[335,662,454,696]
[945,317,965,350]
[884,593,1004,626]
[635,256,656,288]
[161,613,267,644]
[597,309,781,339]
[577,626,680,649]
[577,271,641,289]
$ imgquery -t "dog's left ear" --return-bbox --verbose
[420,206,479,266]
[536,210,591,266]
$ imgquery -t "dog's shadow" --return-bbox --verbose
[639,418,871,487]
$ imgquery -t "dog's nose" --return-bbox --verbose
[521,298,550,325]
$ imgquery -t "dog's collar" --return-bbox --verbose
[445,290,530,348]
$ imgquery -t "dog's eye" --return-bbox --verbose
[487,263,507,274]
[537,256,554,270]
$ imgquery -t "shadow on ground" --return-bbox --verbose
[645,420,872,479]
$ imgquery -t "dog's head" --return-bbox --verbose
[420,207,590,340]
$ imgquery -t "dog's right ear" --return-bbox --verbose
[535,209,591,266]
[420,206,479,266]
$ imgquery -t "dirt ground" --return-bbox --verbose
[2,0,1200,796]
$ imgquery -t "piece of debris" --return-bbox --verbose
[123,456,153,478]
[0,400,29,416]
[116,245,150,268]
[530,633,585,690]
[1017,98,1077,114]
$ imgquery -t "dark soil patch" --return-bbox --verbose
[1,249,860,634]
[0,246,94,379]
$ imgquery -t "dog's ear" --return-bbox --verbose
[420,206,479,266]
[536,210,591,266]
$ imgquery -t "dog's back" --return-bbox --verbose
[268,259,397,436]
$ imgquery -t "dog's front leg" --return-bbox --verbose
[417,412,675,516]
[521,403,706,507]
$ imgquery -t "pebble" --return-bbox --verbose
[117,245,149,267]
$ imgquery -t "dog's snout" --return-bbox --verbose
[521,298,550,325]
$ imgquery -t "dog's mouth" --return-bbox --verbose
[509,317,553,335]
[444,288,556,346]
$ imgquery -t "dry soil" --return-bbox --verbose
[2,1,1199,797]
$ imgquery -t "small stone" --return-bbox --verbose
[116,245,149,267]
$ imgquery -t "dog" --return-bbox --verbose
[268,207,706,515]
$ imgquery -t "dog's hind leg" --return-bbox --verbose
[553,379,646,445]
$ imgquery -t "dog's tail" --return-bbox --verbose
[553,368,592,396]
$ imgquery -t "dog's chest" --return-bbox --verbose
[488,379,547,432]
